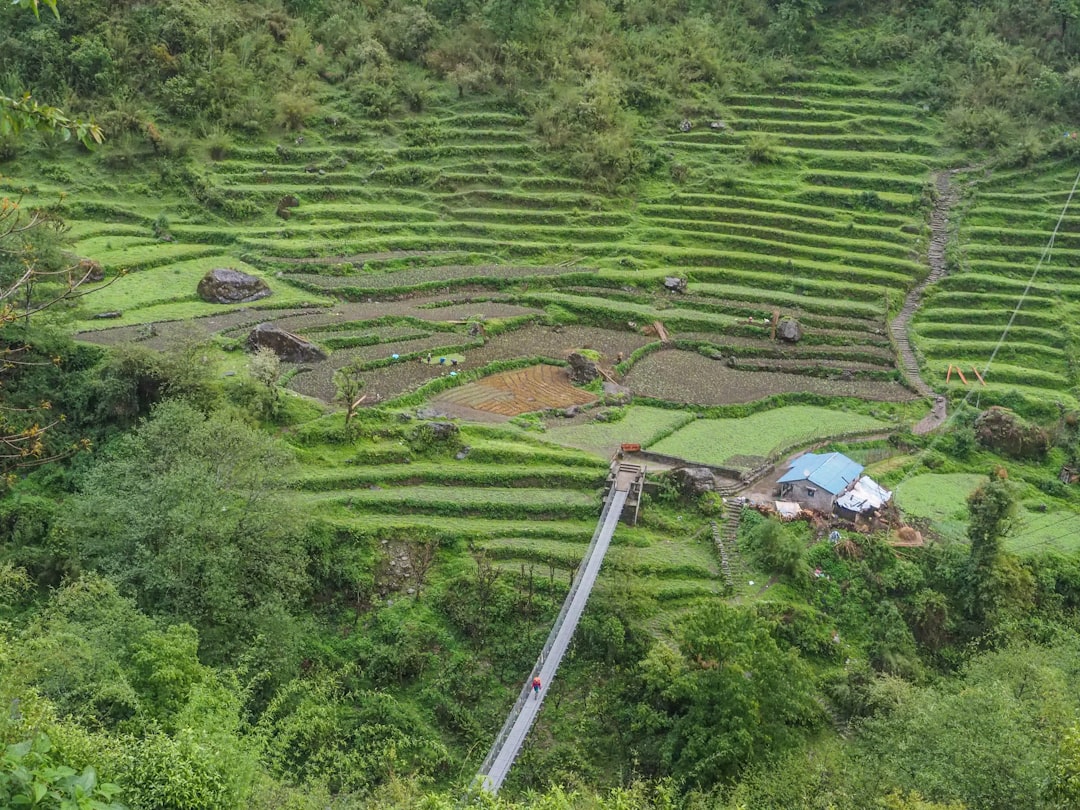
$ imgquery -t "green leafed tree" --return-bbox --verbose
[852,640,1079,810]
[56,401,308,661]
[963,470,1033,624]
[637,603,819,788]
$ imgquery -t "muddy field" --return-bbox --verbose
[433,364,598,417]
[287,324,649,402]
[624,349,917,404]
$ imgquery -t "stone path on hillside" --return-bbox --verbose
[890,169,961,434]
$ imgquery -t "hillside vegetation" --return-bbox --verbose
[5,2,1080,810]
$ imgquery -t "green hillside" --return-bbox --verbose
[6,2,1080,809]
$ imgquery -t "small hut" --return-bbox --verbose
[777,452,863,512]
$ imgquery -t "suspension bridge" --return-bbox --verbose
[475,461,645,793]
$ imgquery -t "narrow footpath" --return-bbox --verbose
[889,169,961,434]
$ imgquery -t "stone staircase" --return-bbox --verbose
[711,497,746,593]
[889,169,961,429]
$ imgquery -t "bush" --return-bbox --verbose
[944,105,1013,150]
[275,89,317,131]
[743,518,808,580]
[745,132,781,164]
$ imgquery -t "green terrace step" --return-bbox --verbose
[666,145,937,176]
[964,207,1080,229]
[243,219,629,246]
[933,364,1072,392]
[285,205,441,223]
[389,143,538,161]
[450,208,633,227]
[917,337,1067,369]
[285,265,591,292]
[978,190,1080,204]
[638,203,913,243]
[639,218,919,265]
[724,106,934,133]
[640,209,913,251]
[318,511,596,539]
[801,169,926,196]
[73,241,222,271]
[515,292,739,331]
[437,112,529,127]
[291,464,605,491]
[462,449,604,469]
[437,128,530,143]
[926,290,1058,309]
[630,578,724,603]
[959,260,1080,285]
[916,306,1059,329]
[650,191,914,227]
[412,159,550,177]
[689,281,884,318]
[914,323,1064,344]
[964,210,1080,229]
[216,183,435,203]
[724,93,919,116]
[517,176,591,192]
[686,269,890,303]
[441,189,611,211]
[306,486,600,519]
[619,243,915,287]
[65,222,153,240]
[477,539,718,580]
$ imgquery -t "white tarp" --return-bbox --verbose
[775,500,803,519]
[836,476,892,514]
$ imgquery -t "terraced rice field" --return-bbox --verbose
[894,473,987,539]
[432,364,597,418]
[289,423,722,624]
[625,350,915,404]
[543,406,695,457]
[649,405,892,468]
[912,159,1080,408]
[17,70,958,414]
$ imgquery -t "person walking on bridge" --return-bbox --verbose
[532,676,542,699]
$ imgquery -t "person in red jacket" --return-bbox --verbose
[532,676,542,699]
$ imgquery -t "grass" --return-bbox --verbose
[71,255,333,331]
[650,406,892,467]
[1007,509,1080,555]
[894,473,987,539]
[542,406,696,457]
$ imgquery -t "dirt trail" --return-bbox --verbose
[889,169,961,434]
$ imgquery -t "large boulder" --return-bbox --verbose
[663,276,688,294]
[246,323,326,362]
[974,406,1050,460]
[567,352,599,384]
[198,268,272,304]
[777,317,802,343]
[602,381,632,405]
[670,467,715,497]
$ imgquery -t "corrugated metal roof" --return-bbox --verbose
[777,452,864,495]
[836,475,892,513]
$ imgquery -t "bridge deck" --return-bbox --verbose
[476,487,630,793]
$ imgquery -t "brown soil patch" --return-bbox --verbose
[288,323,648,404]
[433,364,597,416]
[626,349,917,404]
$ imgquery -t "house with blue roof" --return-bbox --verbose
[776,451,865,513]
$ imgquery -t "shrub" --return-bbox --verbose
[743,518,808,581]
[944,105,1012,149]
[745,132,781,164]
[205,131,233,160]
[275,89,317,131]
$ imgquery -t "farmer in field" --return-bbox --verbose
[532,676,542,699]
